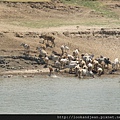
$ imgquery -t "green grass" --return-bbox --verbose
[9,19,81,28]
[61,0,119,19]
[8,17,120,29]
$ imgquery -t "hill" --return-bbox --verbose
[0,0,120,73]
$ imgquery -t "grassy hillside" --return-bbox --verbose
[0,0,120,66]
[61,0,119,19]
[0,0,119,29]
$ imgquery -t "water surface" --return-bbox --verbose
[0,75,120,114]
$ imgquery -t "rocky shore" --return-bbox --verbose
[0,1,120,78]
[0,27,120,78]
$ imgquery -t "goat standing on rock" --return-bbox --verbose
[20,43,30,56]
[36,47,48,58]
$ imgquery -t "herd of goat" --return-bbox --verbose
[20,34,120,78]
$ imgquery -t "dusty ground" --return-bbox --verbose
[0,0,120,76]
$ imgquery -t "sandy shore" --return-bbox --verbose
[0,68,50,75]
[1,67,120,80]
[0,67,69,76]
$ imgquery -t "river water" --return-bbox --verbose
[0,74,120,114]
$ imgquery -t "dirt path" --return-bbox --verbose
[0,22,110,33]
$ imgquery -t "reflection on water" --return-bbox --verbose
[0,75,120,114]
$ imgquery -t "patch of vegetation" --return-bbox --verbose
[2,0,119,28]
[9,19,78,28]
[9,17,120,28]
[61,0,119,19]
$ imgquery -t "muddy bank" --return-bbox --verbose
[0,53,120,79]
[0,27,120,76]
[1,66,120,80]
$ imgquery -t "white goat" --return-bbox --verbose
[55,60,61,71]
[87,62,93,71]
[78,68,94,79]
[68,61,79,73]
[73,49,79,58]
[61,44,69,55]
[20,43,30,55]
[97,67,103,76]
[50,54,60,63]
[44,56,49,65]
[67,54,75,61]
[112,58,120,70]
[79,59,86,67]
[74,64,81,76]
[36,47,47,57]
[81,53,92,63]
[20,43,30,50]
[60,58,69,68]
[92,59,99,70]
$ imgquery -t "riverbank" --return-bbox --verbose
[0,71,120,114]
[0,27,120,78]
[1,66,120,80]
[0,1,120,78]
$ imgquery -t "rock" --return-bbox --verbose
[15,32,24,38]
[0,32,4,37]
[8,75,13,78]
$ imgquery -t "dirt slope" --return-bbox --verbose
[0,0,120,73]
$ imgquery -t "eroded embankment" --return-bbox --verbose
[1,27,120,38]
[0,27,120,76]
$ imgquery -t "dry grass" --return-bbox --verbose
[0,0,119,28]
[0,1,120,61]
